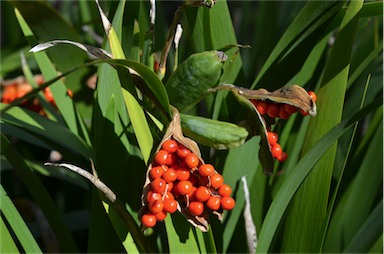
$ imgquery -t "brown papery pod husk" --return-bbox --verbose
[208,84,317,175]
[140,106,223,232]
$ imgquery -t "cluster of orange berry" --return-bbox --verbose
[140,138,235,228]
[249,91,317,163]
[267,131,287,162]
[250,91,317,119]
[1,75,72,115]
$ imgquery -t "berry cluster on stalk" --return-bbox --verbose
[140,138,235,229]
[1,75,73,115]
[250,90,317,163]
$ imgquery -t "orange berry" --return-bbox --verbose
[151,178,167,194]
[146,191,162,203]
[154,150,169,165]
[284,104,299,114]
[195,186,211,202]
[210,174,224,189]
[163,168,177,182]
[148,200,164,214]
[163,192,174,201]
[221,197,235,210]
[271,143,282,158]
[184,153,199,169]
[267,132,278,145]
[308,91,317,102]
[162,139,178,154]
[177,145,191,158]
[166,153,178,165]
[176,168,190,181]
[276,151,288,162]
[254,100,268,115]
[198,164,215,177]
[188,201,204,216]
[177,180,193,195]
[141,213,157,228]
[150,166,164,179]
[206,196,221,211]
[166,182,174,192]
[218,184,232,197]
[163,198,178,213]
[267,103,280,118]
[154,211,167,221]
[2,85,17,103]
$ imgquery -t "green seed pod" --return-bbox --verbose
[165,51,227,112]
[180,114,248,150]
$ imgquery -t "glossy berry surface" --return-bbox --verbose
[218,184,232,197]
[206,196,221,211]
[221,197,236,210]
[195,186,211,202]
[148,200,164,214]
[198,164,215,177]
[184,153,199,169]
[141,213,157,228]
[267,132,278,145]
[210,174,224,189]
[154,150,169,165]
[162,139,178,153]
[188,201,204,216]
[177,180,193,195]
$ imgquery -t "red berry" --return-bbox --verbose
[163,192,174,201]
[271,143,282,158]
[254,100,269,115]
[284,104,299,114]
[267,132,278,145]
[195,186,211,202]
[154,150,169,165]
[267,103,280,118]
[221,197,235,210]
[218,184,232,197]
[154,211,167,221]
[276,151,288,162]
[141,213,157,228]
[151,178,167,194]
[279,106,291,120]
[148,200,164,214]
[163,199,178,213]
[198,164,215,177]
[146,191,162,203]
[176,168,191,181]
[177,145,191,158]
[166,153,178,165]
[188,201,204,216]
[184,153,199,169]
[163,168,177,182]
[150,166,164,179]
[308,91,317,102]
[177,180,193,195]
[210,174,224,189]
[206,196,221,211]
[162,139,178,154]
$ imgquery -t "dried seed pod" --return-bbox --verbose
[208,84,317,175]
